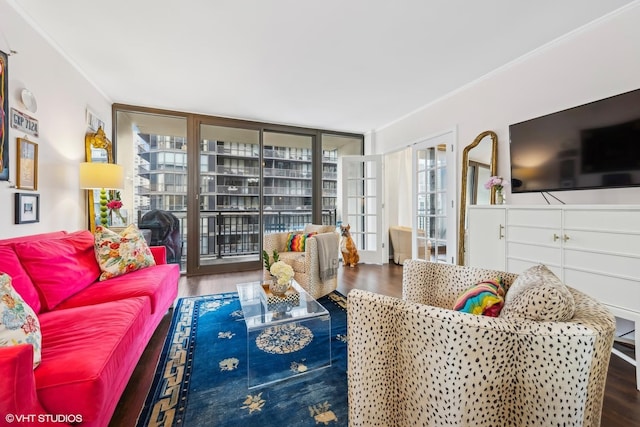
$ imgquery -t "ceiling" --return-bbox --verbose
[8,0,634,133]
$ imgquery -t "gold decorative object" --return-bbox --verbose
[82,126,123,232]
[16,138,37,190]
[458,130,498,265]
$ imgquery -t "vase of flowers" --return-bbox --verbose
[106,191,127,226]
[484,176,508,205]
[268,260,294,296]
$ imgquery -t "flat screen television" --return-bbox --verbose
[509,88,640,193]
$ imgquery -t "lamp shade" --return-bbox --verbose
[79,162,124,190]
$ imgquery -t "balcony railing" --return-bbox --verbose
[137,209,337,269]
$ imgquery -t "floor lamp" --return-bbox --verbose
[79,162,124,228]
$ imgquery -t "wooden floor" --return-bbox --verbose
[111,263,639,426]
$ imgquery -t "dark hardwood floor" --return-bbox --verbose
[110,263,639,426]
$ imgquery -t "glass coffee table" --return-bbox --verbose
[237,280,331,389]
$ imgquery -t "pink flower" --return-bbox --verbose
[21,315,38,334]
[484,176,509,190]
[107,200,123,210]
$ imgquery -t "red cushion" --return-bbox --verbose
[35,297,152,425]
[0,245,41,313]
[0,231,67,245]
[0,345,51,422]
[13,231,100,311]
[56,263,179,314]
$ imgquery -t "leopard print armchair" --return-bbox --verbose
[263,224,338,299]
[347,259,615,427]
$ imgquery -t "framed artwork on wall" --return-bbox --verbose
[15,193,40,224]
[17,138,38,190]
[0,50,8,181]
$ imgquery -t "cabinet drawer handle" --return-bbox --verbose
[563,234,570,242]
[499,224,505,239]
[553,233,560,242]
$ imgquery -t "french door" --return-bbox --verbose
[413,131,457,264]
[340,155,384,264]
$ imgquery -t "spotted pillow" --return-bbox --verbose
[501,264,575,321]
[0,273,41,368]
[453,277,505,317]
[94,224,156,281]
[285,232,316,252]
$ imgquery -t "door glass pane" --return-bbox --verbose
[200,124,260,266]
[263,132,314,232]
[348,180,364,195]
[347,197,360,213]
[115,111,187,270]
[415,143,448,263]
[323,134,363,229]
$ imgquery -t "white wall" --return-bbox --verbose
[374,4,640,206]
[0,1,111,239]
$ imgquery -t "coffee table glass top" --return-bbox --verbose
[237,280,328,330]
[237,280,332,389]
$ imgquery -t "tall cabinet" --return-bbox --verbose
[468,205,640,390]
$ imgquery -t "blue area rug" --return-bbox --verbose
[137,291,348,426]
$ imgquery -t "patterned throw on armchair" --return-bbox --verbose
[347,259,615,427]
[263,224,339,299]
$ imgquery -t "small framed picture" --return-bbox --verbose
[15,192,40,224]
[16,138,38,190]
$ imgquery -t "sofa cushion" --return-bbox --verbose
[453,277,505,317]
[0,231,67,245]
[35,297,152,424]
[0,274,41,368]
[94,225,156,281]
[501,264,575,321]
[13,231,100,311]
[285,232,316,252]
[0,245,41,313]
[277,252,306,273]
[55,263,179,314]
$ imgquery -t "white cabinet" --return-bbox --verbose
[505,207,563,278]
[467,206,505,270]
[468,205,640,389]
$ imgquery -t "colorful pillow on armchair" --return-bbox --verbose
[285,232,316,252]
[0,274,41,368]
[453,277,506,317]
[94,224,156,281]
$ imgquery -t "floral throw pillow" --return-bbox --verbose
[0,273,42,368]
[94,224,156,281]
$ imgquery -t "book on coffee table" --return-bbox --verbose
[261,283,299,311]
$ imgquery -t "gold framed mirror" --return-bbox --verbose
[457,130,498,265]
[84,127,114,232]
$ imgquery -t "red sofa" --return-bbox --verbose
[0,230,179,427]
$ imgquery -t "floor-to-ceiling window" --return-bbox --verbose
[114,105,363,276]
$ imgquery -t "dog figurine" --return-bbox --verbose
[340,224,360,268]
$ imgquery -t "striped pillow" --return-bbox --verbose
[453,278,506,317]
[285,232,316,252]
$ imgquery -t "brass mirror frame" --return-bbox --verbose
[85,127,114,232]
[457,130,498,265]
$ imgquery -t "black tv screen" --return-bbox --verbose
[509,88,640,193]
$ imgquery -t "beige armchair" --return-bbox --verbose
[263,224,339,299]
[388,225,430,264]
[347,260,615,427]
